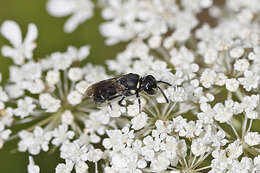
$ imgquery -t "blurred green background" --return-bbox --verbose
[0,0,124,172]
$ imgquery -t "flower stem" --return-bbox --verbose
[228,121,240,139]
[195,165,211,171]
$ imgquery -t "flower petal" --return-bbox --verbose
[2,46,18,58]
[47,0,75,17]
[24,23,38,45]
[1,20,22,47]
[78,45,90,60]
[64,13,82,33]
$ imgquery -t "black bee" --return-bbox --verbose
[86,73,171,112]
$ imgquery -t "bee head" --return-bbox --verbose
[142,75,157,95]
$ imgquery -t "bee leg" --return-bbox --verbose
[157,86,169,103]
[118,97,126,107]
[105,100,113,111]
[108,95,121,101]
[118,96,128,112]
[157,80,172,86]
[108,102,113,110]
[136,91,141,113]
[108,95,122,111]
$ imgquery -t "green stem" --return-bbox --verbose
[235,89,244,101]
[26,108,64,132]
[228,121,240,139]
[243,144,260,157]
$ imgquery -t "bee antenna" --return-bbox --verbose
[157,80,172,86]
[157,86,169,103]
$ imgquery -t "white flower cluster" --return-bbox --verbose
[0,20,109,172]
[99,0,200,45]
[47,0,94,33]
[0,0,260,172]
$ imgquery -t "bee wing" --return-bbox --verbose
[86,77,123,97]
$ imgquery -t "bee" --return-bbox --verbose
[86,73,171,112]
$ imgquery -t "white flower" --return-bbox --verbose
[142,136,157,155]
[67,90,82,105]
[238,157,253,172]
[225,78,239,92]
[100,21,135,45]
[155,120,172,137]
[5,84,24,98]
[213,100,234,123]
[165,87,187,102]
[0,108,14,127]
[241,94,259,112]
[67,45,90,61]
[0,87,9,102]
[230,47,244,58]
[200,69,216,88]
[215,73,227,86]
[23,79,45,94]
[83,64,110,83]
[86,149,103,162]
[75,80,89,94]
[21,61,42,80]
[83,113,108,143]
[172,116,187,135]
[55,159,74,173]
[126,103,139,117]
[75,161,89,173]
[254,156,260,172]
[61,110,74,125]
[60,140,88,172]
[13,97,36,119]
[46,70,60,86]
[239,70,259,91]
[47,51,73,71]
[68,67,83,81]
[234,59,249,72]
[0,122,11,149]
[226,140,243,159]
[244,132,260,146]
[197,103,215,124]
[148,35,162,48]
[161,136,178,158]
[245,110,258,119]
[191,139,207,156]
[103,128,134,151]
[27,156,40,173]
[131,112,148,130]
[47,0,94,33]
[182,120,203,138]
[137,159,147,169]
[210,149,230,172]
[39,93,61,112]
[9,65,24,83]
[150,153,170,172]
[204,48,218,64]
[101,103,125,118]
[111,153,127,169]
[209,129,228,148]
[85,111,109,133]
[1,20,37,64]
[237,9,253,24]
[170,46,195,67]
[52,124,74,146]
[18,127,52,155]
